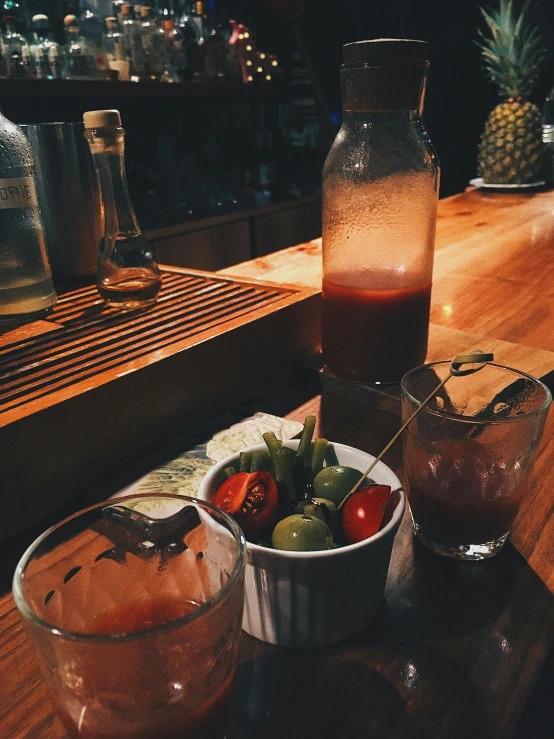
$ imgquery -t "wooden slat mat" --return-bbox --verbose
[0,270,292,413]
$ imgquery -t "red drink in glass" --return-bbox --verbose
[322,271,432,383]
[13,495,246,739]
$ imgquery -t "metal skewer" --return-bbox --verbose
[336,351,494,511]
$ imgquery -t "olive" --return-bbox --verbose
[294,498,337,523]
[312,465,364,507]
[271,514,334,552]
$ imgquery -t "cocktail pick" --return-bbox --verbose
[336,351,494,511]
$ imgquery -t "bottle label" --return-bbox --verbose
[0,177,38,209]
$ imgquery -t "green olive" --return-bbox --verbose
[294,498,337,523]
[271,514,334,551]
[312,465,363,506]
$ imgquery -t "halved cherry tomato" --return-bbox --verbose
[342,485,391,545]
[212,471,279,537]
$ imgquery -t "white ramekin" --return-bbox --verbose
[197,440,405,648]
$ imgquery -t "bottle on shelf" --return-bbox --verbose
[78,0,104,53]
[1,15,26,76]
[83,109,162,309]
[139,5,167,80]
[103,14,123,57]
[30,14,61,79]
[64,14,99,79]
[191,0,207,44]
[0,108,57,324]
[103,16,130,80]
[162,17,187,80]
[177,2,201,79]
[120,2,146,78]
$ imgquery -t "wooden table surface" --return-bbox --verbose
[2,189,554,739]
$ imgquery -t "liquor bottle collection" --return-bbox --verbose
[0,1,279,83]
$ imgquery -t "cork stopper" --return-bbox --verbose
[64,14,78,27]
[140,6,151,17]
[83,110,122,130]
[340,38,429,112]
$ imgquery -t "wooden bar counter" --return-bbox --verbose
[2,189,554,739]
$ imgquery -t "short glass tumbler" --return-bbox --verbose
[401,362,551,560]
[13,494,246,739]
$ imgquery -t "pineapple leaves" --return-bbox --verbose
[476,0,545,99]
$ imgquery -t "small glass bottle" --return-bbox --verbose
[64,14,99,79]
[2,15,25,77]
[0,109,56,323]
[120,3,146,78]
[139,5,168,80]
[30,13,61,78]
[322,39,439,384]
[83,109,162,309]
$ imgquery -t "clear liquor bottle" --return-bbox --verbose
[139,5,167,80]
[103,15,124,58]
[64,14,99,79]
[120,3,146,77]
[30,13,61,78]
[2,15,25,77]
[83,109,161,309]
[0,109,56,323]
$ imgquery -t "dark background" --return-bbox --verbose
[226,0,554,196]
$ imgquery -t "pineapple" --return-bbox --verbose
[477,0,545,184]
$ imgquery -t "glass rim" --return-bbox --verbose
[400,361,552,424]
[12,493,246,642]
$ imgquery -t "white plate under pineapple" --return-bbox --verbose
[470,177,547,189]
[197,440,405,648]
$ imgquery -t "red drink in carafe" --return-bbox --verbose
[323,271,432,383]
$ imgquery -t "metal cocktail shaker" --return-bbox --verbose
[21,122,102,284]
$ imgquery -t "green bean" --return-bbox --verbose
[263,431,281,457]
[311,438,328,476]
[273,447,297,502]
[250,450,271,472]
[224,466,237,479]
[239,452,252,473]
[296,415,316,465]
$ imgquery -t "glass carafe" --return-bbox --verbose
[322,39,440,384]
[84,109,161,309]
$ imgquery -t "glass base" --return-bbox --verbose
[104,298,158,311]
[412,522,509,560]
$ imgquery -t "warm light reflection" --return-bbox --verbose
[442,304,453,318]
[246,60,252,66]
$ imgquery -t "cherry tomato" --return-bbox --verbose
[342,485,391,545]
[212,471,279,537]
